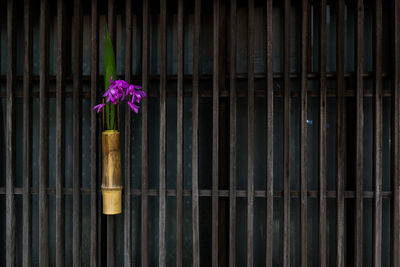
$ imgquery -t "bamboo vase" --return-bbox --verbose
[102,130,122,214]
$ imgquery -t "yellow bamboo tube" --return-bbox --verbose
[102,130,122,214]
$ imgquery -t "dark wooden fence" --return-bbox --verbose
[0,0,399,266]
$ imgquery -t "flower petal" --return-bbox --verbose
[92,103,106,113]
[127,101,139,113]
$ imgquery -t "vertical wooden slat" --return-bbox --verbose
[355,0,364,266]
[124,0,132,266]
[56,0,66,266]
[159,0,167,266]
[6,0,15,266]
[39,0,49,265]
[107,217,115,267]
[212,0,220,266]
[265,0,274,265]
[23,0,33,266]
[91,0,99,266]
[391,0,400,265]
[107,1,116,266]
[192,0,201,266]
[141,0,150,265]
[229,0,237,265]
[283,0,290,265]
[247,0,254,266]
[336,0,345,266]
[73,0,83,265]
[318,1,327,266]
[300,0,308,266]
[176,0,184,266]
[106,0,117,265]
[373,0,382,266]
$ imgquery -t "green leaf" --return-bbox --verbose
[104,23,117,130]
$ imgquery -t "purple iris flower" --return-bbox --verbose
[93,77,146,114]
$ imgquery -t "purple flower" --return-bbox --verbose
[93,77,146,114]
[92,103,106,113]
[127,100,140,113]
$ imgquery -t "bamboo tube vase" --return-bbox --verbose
[102,130,122,214]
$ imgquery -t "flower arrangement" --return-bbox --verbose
[93,24,145,215]
[93,76,146,114]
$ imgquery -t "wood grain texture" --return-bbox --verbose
[91,0,99,266]
[265,0,274,265]
[107,1,116,266]
[336,0,345,266]
[373,1,383,266]
[56,0,66,266]
[318,1,327,266]
[159,0,167,266]
[192,0,201,266]
[73,0,83,265]
[141,0,149,266]
[300,0,308,266]
[355,1,364,266]
[176,0,184,266]
[39,0,49,265]
[23,0,33,266]
[124,0,132,266]
[6,0,15,266]
[212,0,220,266]
[283,0,290,265]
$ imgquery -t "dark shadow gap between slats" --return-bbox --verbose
[90,0,99,266]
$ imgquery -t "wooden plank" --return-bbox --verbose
[283,0,290,265]
[39,0,49,265]
[247,0,254,266]
[229,0,237,265]
[212,0,220,266]
[318,1,327,266]
[392,0,400,265]
[159,0,167,266]
[23,0,33,266]
[56,0,66,266]
[91,0,99,266]
[355,0,364,266]
[192,0,201,266]
[73,0,83,265]
[300,0,308,266]
[124,0,132,266]
[107,217,115,267]
[107,1,116,266]
[336,0,345,266]
[6,0,15,266]
[141,0,150,266]
[0,187,398,198]
[373,1,382,266]
[265,0,273,265]
[176,0,184,266]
